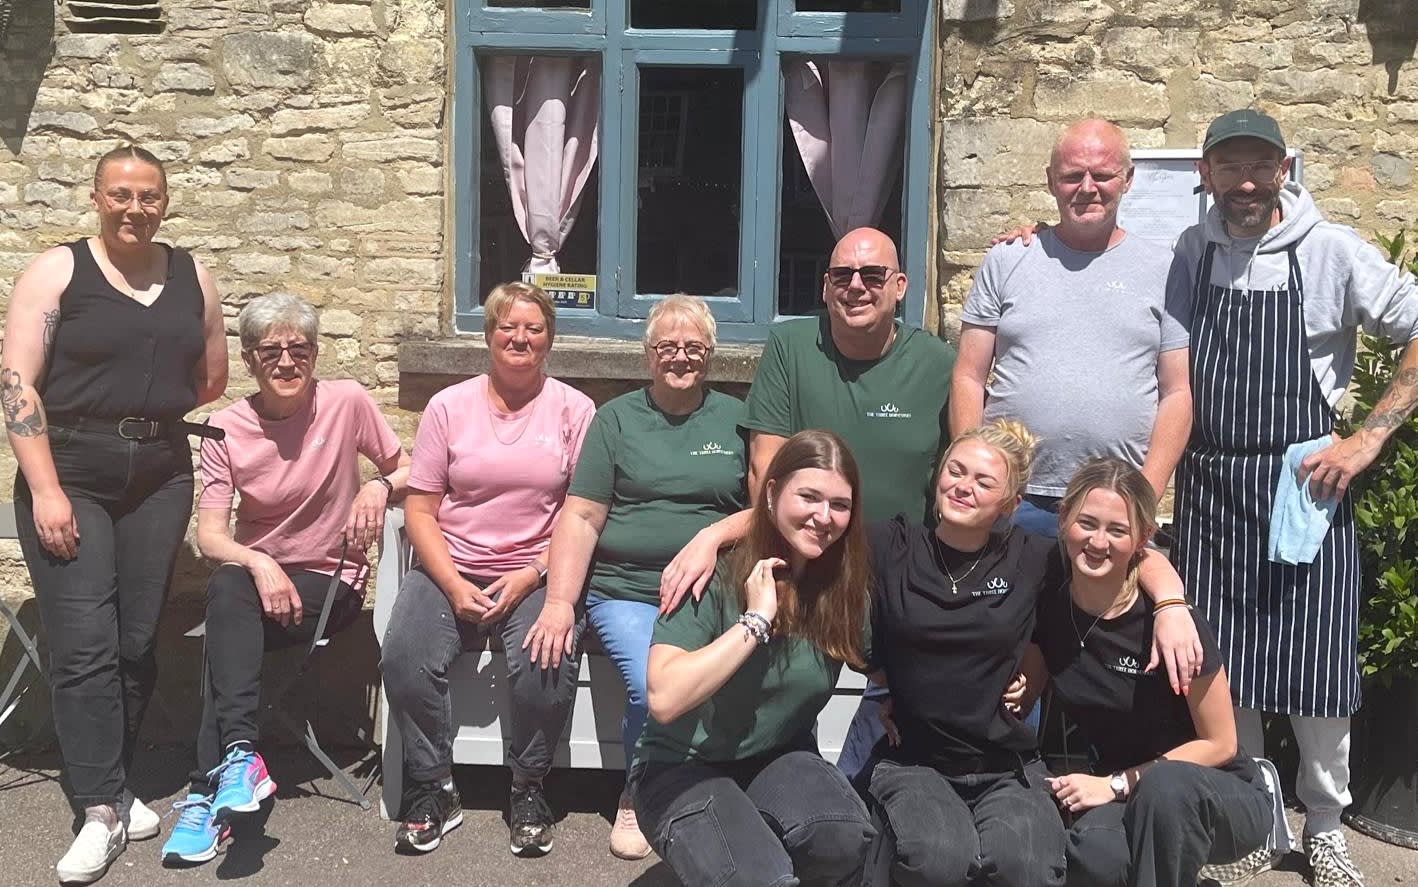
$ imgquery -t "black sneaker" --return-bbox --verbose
[509,783,555,857]
[394,780,463,854]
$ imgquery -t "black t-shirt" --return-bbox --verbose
[1034,576,1257,781]
[867,517,1062,768]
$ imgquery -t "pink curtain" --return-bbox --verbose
[484,55,600,274]
[784,58,907,239]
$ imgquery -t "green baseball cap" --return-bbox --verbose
[1203,109,1286,154]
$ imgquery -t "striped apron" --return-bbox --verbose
[1172,242,1362,718]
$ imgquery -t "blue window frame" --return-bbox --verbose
[453,0,935,342]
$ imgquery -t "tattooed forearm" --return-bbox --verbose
[41,309,59,361]
[1362,366,1418,434]
[1,368,46,437]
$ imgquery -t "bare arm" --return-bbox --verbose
[948,323,996,439]
[191,258,229,407]
[1137,548,1203,695]
[544,495,609,609]
[748,431,788,504]
[1119,668,1239,794]
[659,507,752,614]
[1139,348,1192,500]
[196,506,305,625]
[344,449,412,549]
[1301,337,1418,501]
[4,247,77,558]
[646,635,758,723]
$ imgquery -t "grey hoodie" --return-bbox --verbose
[1166,181,1418,409]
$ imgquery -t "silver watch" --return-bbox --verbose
[1109,772,1128,802]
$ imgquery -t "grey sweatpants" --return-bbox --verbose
[380,566,585,785]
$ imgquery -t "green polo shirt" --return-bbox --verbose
[742,316,956,525]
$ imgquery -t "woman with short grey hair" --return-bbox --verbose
[160,292,411,866]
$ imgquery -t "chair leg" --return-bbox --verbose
[0,598,50,752]
[269,706,371,810]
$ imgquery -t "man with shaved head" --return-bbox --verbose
[950,118,1192,532]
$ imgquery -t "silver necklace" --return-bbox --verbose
[1069,596,1107,650]
[934,535,985,595]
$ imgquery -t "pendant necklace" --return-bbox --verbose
[934,535,985,595]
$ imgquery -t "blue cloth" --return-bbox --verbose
[1012,496,1062,538]
[1267,436,1340,565]
[585,593,658,771]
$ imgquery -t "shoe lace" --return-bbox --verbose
[1309,832,1363,881]
[171,796,214,831]
[511,785,552,829]
[206,746,251,794]
[403,782,444,825]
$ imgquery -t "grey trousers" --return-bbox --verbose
[380,566,585,785]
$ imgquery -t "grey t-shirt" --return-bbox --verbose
[962,229,1188,496]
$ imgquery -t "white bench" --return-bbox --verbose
[372,507,865,819]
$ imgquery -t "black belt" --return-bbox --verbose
[49,415,226,442]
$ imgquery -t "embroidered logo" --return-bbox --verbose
[1106,280,1127,293]
[533,433,554,445]
[310,436,327,448]
[691,441,737,457]
[866,402,913,419]
[1106,655,1143,676]
[972,576,1011,597]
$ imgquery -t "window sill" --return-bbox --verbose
[397,336,763,410]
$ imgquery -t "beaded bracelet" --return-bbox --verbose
[737,611,772,646]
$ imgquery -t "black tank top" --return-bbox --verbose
[42,239,205,421]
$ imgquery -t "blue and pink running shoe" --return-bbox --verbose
[209,744,277,824]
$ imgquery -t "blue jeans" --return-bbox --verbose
[1011,495,1061,538]
[584,593,657,772]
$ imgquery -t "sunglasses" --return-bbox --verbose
[826,265,898,289]
[248,342,316,365]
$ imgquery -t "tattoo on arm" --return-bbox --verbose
[41,309,59,361]
[1,369,46,437]
[1362,366,1418,433]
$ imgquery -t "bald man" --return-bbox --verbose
[950,119,1192,534]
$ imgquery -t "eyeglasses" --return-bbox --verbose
[826,265,898,289]
[1053,168,1126,186]
[1208,160,1283,188]
[248,342,316,364]
[102,189,165,208]
[651,340,709,361]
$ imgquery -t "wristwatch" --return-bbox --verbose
[1109,772,1128,802]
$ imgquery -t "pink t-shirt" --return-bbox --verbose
[199,379,403,590]
[408,375,594,577]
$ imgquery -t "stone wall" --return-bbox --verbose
[935,0,1418,332]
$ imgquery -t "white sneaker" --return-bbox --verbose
[1305,830,1365,887]
[608,789,651,860]
[1198,846,1283,886]
[55,820,126,884]
[123,795,160,841]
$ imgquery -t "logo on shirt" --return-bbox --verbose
[533,433,555,445]
[972,577,1011,597]
[691,441,737,457]
[866,402,913,420]
[1106,655,1143,676]
[1106,280,1127,293]
[310,436,327,448]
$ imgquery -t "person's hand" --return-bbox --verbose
[1002,672,1027,715]
[523,599,577,670]
[31,489,79,560]
[743,558,784,623]
[251,553,303,626]
[659,529,721,615]
[446,576,495,623]
[344,480,389,549]
[481,565,541,624]
[1047,773,1115,814]
[877,694,901,747]
[991,221,1046,246]
[1298,432,1382,503]
[1147,605,1203,696]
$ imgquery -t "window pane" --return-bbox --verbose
[795,0,900,10]
[630,0,757,29]
[636,67,743,298]
[779,58,904,316]
[478,56,600,303]
[488,0,590,7]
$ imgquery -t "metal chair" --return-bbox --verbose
[0,504,48,758]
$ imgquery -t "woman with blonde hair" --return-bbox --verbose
[528,295,748,859]
[630,429,875,887]
[1021,458,1272,887]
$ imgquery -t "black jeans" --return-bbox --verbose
[868,758,1066,887]
[632,750,875,887]
[380,566,585,785]
[189,564,362,794]
[1064,760,1273,887]
[14,426,194,807]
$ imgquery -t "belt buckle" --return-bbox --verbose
[118,417,157,440]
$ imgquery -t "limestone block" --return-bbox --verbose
[90,65,141,90]
[1291,127,1361,156]
[397,167,443,196]
[0,184,19,207]
[153,63,218,94]
[198,140,252,165]
[1201,31,1292,82]
[221,92,286,115]
[394,289,442,313]
[248,235,322,251]
[28,111,99,136]
[1303,162,1336,192]
[1390,102,1418,123]
[321,309,363,337]
[1185,75,1257,120]
[941,0,1014,21]
[263,134,336,162]
[224,167,280,190]
[942,187,1013,251]
[132,37,216,65]
[1316,198,1361,220]
[269,105,371,136]
[340,167,387,197]
[1100,28,1199,82]
[298,254,354,279]
[178,114,256,139]
[1375,130,1418,156]
[1337,166,1376,194]
[377,37,444,84]
[380,87,445,128]
[142,141,194,162]
[318,41,383,96]
[221,32,317,90]
[1033,72,1169,125]
[1373,154,1413,189]
[305,3,380,36]
[1259,68,1366,105]
[3,208,49,231]
[167,167,224,189]
[22,181,73,207]
[229,253,292,275]
[287,170,334,195]
[939,118,1057,188]
[54,35,119,61]
[364,256,440,285]
[1377,200,1418,223]
[376,361,400,384]
[339,133,440,163]
[234,211,312,233]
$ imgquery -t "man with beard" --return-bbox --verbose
[1167,109,1418,887]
